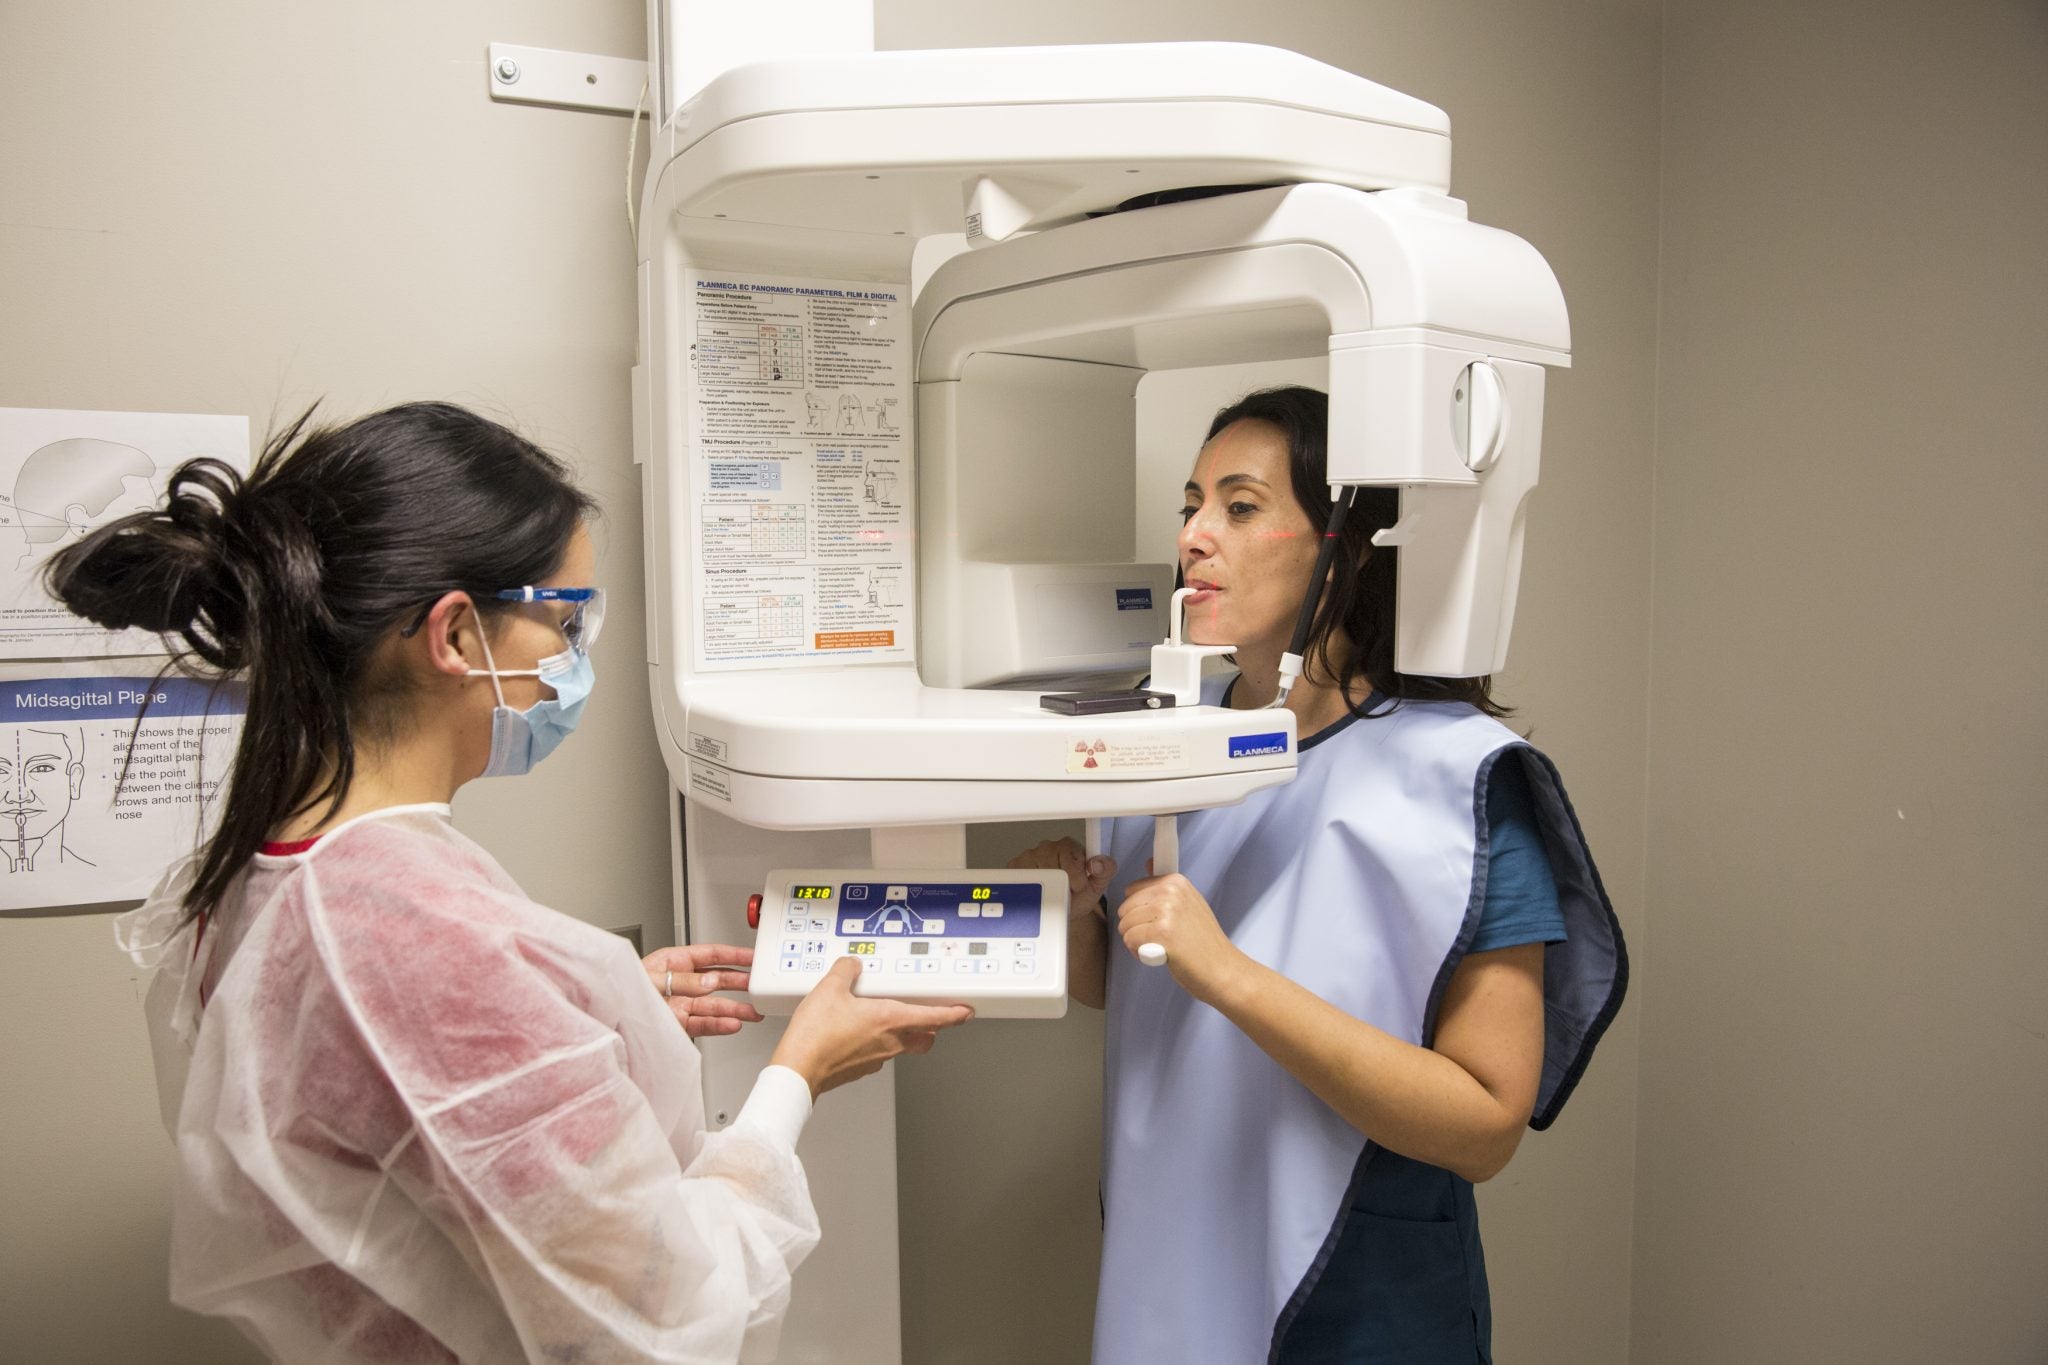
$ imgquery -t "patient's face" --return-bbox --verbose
[1177,419,1319,655]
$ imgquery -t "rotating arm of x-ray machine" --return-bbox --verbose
[910,180,1569,972]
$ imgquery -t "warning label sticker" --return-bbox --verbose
[816,630,896,651]
[687,763,734,804]
[1062,735,1190,774]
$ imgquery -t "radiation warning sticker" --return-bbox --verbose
[1063,735,1189,774]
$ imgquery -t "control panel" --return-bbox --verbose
[747,867,1069,1019]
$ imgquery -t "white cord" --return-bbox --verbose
[625,78,649,249]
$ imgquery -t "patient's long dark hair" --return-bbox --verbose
[44,402,596,923]
[1205,386,1509,718]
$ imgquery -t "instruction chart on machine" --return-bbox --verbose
[688,270,910,670]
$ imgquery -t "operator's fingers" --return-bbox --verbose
[684,1015,747,1039]
[813,956,864,993]
[657,968,753,999]
[885,1000,974,1031]
[647,943,756,972]
[674,995,764,1022]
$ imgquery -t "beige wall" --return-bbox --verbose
[0,4,663,1360]
[1635,0,2048,1359]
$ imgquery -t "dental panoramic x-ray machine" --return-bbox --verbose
[632,5,1567,1356]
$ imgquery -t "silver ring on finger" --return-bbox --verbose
[664,968,674,998]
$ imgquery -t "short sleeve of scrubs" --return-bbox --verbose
[1468,753,1568,954]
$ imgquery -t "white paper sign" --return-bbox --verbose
[0,663,244,913]
[0,408,251,658]
[686,273,912,670]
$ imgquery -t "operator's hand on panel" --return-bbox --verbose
[1007,838,1115,921]
[771,957,974,1099]
[1117,869,1245,1002]
[643,944,766,1038]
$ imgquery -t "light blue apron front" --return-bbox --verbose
[1093,678,1625,1364]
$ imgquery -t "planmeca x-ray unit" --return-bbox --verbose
[633,9,1567,1358]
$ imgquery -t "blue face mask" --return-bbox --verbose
[471,626,595,778]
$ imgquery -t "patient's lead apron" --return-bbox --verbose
[1097,681,1626,1363]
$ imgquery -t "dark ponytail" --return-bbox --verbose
[44,402,597,924]
[1203,386,1509,719]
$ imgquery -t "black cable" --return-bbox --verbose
[1284,484,1359,667]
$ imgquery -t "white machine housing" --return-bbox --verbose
[632,34,1570,1365]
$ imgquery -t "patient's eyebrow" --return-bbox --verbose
[1185,474,1275,494]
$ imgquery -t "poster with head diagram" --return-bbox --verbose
[0,409,251,912]
[0,408,250,658]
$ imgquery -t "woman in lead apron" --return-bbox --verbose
[1016,386,1627,1364]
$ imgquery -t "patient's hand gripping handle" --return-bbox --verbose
[1084,816,1170,967]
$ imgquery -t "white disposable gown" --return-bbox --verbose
[115,804,820,1364]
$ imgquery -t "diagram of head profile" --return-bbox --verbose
[6,437,159,570]
[863,461,900,509]
[0,725,94,872]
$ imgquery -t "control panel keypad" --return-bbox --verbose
[753,871,1065,1018]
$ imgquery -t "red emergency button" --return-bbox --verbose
[746,894,763,929]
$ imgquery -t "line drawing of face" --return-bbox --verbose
[0,727,86,869]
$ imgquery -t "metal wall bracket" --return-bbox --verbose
[486,43,648,115]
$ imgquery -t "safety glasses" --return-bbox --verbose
[494,586,605,653]
[400,586,606,651]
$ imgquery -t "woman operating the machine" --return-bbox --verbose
[59,403,972,1364]
[1015,386,1626,1364]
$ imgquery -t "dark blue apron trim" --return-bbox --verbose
[1270,1148,1493,1364]
[1513,746,1629,1130]
[1420,745,1508,1049]
[1429,744,1629,1130]
[1266,1141,1382,1364]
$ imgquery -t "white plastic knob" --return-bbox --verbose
[1454,360,1509,473]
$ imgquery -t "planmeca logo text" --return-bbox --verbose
[1115,588,1153,612]
[1228,731,1290,759]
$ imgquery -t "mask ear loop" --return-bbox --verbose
[471,612,512,711]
